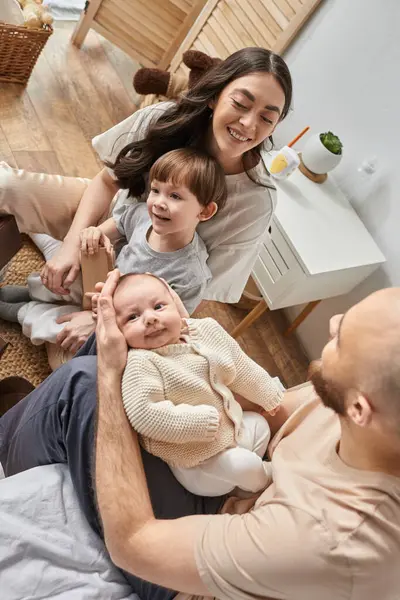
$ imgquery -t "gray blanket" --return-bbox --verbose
[0,464,140,600]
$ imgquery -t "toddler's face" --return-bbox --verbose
[147,179,204,237]
[113,275,183,350]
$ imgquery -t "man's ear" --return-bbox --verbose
[198,202,218,222]
[347,392,373,427]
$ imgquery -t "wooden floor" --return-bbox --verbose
[0,21,141,177]
[0,21,309,389]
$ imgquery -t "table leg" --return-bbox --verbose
[231,299,269,339]
[71,0,102,47]
[284,300,321,337]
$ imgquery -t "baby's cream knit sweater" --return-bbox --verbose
[122,317,282,468]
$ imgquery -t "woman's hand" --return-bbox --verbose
[80,226,113,255]
[55,310,96,354]
[96,269,128,377]
[40,240,80,295]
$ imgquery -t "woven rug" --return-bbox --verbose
[0,236,51,387]
[0,238,308,389]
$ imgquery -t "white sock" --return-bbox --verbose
[28,233,62,261]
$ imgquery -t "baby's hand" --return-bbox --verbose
[260,405,281,420]
[80,227,113,255]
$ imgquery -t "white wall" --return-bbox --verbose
[274,0,400,360]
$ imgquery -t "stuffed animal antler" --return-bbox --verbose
[133,50,222,99]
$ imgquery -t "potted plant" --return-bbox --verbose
[302,131,343,175]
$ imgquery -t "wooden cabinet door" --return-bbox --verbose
[72,0,208,68]
[140,0,323,107]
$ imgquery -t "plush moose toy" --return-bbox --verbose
[133,50,222,99]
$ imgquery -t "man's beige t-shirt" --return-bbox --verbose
[179,386,400,600]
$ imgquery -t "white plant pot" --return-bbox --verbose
[302,134,342,174]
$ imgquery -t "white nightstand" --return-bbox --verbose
[231,169,386,338]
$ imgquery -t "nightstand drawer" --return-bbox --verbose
[258,246,283,283]
[269,219,300,270]
[262,239,288,280]
[252,219,303,309]
[258,218,301,282]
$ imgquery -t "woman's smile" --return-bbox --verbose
[208,72,285,173]
[227,126,252,143]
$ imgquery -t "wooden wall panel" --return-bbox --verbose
[168,0,323,74]
[72,0,208,69]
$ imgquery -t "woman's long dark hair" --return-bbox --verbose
[108,47,292,198]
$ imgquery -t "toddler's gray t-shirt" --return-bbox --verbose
[114,203,211,315]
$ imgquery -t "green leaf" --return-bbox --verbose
[319,131,343,155]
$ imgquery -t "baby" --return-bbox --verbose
[0,148,227,346]
[112,272,283,497]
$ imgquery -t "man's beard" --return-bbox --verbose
[308,360,346,416]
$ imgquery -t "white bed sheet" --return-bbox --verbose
[0,464,140,600]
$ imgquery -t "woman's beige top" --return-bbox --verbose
[92,102,276,304]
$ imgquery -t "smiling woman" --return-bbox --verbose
[0,47,293,351]
[207,72,286,175]
[110,48,291,196]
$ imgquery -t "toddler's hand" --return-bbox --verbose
[80,227,113,255]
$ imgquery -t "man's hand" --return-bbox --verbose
[93,270,211,596]
[80,226,113,256]
[40,240,81,295]
[96,269,128,377]
[56,310,95,354]
[234,393,264,414]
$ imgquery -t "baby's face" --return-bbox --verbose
[113,275,183,350]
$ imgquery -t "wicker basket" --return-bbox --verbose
[0,21,53,85]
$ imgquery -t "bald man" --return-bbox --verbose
[1,281,400,600]
[309,289,400,480]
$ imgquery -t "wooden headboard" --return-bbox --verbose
[140,0,323,108]
[72,0,209,69]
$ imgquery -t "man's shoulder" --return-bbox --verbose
[193,487,400,600]
[196,501,350,600]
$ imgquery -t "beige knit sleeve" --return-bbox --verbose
[211,320,283,412]
[122,353,220,444]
